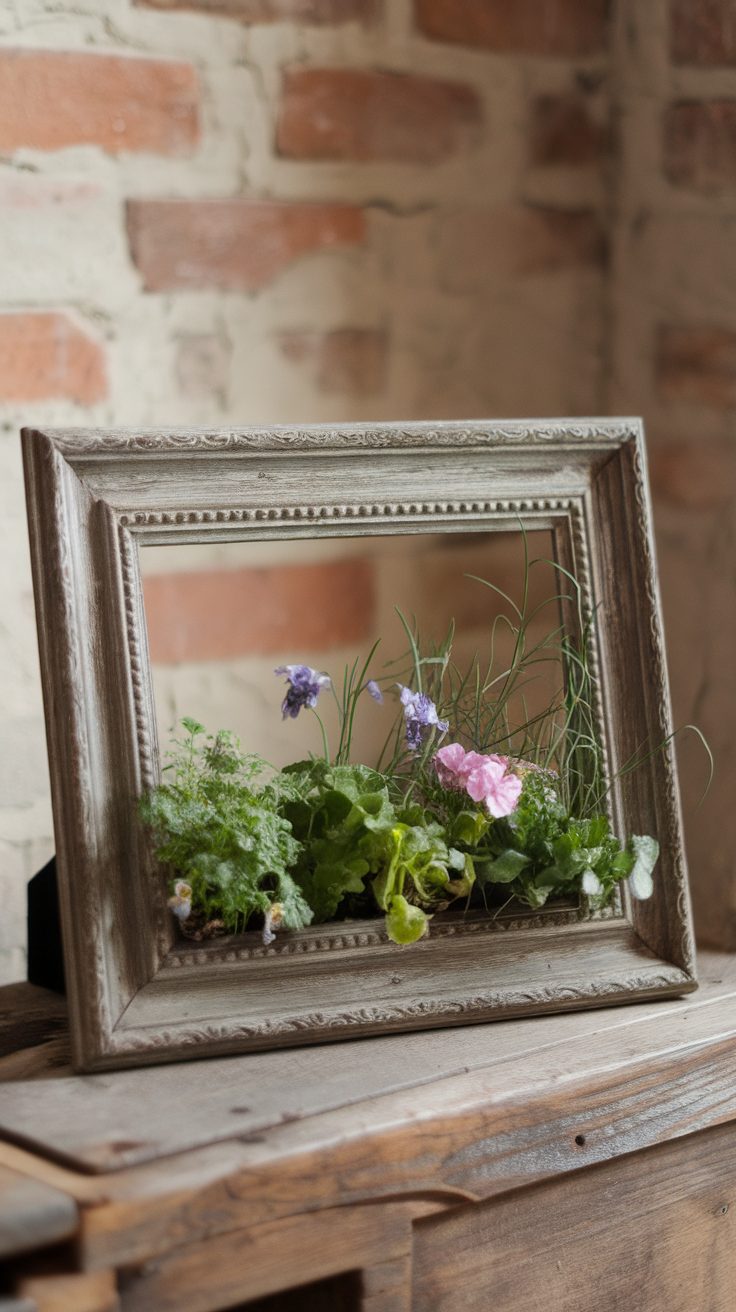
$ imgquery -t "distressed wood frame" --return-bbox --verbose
[22,419,696,1072]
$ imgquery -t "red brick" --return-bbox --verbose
[138,0,379,21]
[414,0,608,56]
[671,0,736,66]
[530,94,607,166]
[656,324,736,409]
[438,205,606,292]
[0,312,107,404]
[0,49,199,156]
[127,200,366,292]
[279,328,388,395]
[276,68,481,164]
[143,559,375,663]
[664,101,736,192]
[651,439,736,509]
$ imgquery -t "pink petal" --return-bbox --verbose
[435,743,466,771]
[433,742,468,789]
[483,771,523,818]
[457,750,488,781]
[464,757,505,803]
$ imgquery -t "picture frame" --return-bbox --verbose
[22,419,696,1072]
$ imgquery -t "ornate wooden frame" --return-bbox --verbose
[22,419,696,1071]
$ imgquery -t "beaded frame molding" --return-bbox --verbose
[22,420,696,1072]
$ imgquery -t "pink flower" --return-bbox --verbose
[432,744,522,818]
[433,742,468,788]
[463,756,522,818]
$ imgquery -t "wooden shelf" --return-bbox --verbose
[2,950,736,1310]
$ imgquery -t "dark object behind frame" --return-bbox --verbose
[27,856,65,995]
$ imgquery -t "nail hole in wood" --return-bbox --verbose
[574,1134,586,1147]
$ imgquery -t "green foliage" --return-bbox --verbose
[142,515,691,946]
[142,737,478,943]
[469,770,644,911]
[142,715,661,945]
[386,895,429,945]
[140,721,311,936]
[276,759,470,935]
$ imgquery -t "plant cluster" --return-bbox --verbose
[141,553,676,947]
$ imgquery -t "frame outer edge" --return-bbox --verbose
[629,421,696,980]
[21,428,111,1068]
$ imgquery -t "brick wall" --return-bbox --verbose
[0,0,732,978]
[609,0,736,946]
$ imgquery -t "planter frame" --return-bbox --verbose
[22,419,695,1071]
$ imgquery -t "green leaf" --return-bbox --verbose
[451,809,490,847]
[519,876,555,909]
[181,716,205,737]
[477,848,529,885]
[612,849,634,877]
[140,719,303,934]
[386,895,429,945]
[357,790,395,831]
[628,834,659,900]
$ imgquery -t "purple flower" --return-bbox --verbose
[398,685,448,753]
[366,680,383,703]
[275,664,330,720]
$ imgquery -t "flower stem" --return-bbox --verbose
[312,709,330,763]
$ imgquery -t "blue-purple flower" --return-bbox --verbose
[398,685,448,752]
[366,680,383,704]
[275,664,331,720]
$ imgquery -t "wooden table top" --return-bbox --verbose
[1,950,736,1276]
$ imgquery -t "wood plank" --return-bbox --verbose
[117,1202,426,1312]
[1,952,733,1174]
[13,1269,117,1312]
[0,954,733,1275]
[76,986,736,1269]
[413,1118,736,1311]
[359,1255,412,1312]
[0,1164,77,1259]
[0,1040,71,1084]
[0,985,68,1067]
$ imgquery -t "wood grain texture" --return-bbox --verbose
[0,957,731,1282]
[0,985,67,1061]
[0,1164,77,1258]
[413,1120,736,1311]
[2,959,733,1175]
[117,1202,429,1312]
[0,984,70,1080]
[20,420,694,1071]
[13,1267,118,1312]
[1,959,735,1311]
[359,1256,412,1312]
